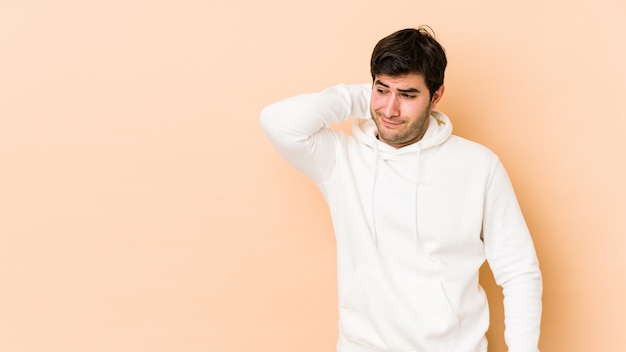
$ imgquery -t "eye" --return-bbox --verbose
[401,93,416,99]
[376,88,388,94]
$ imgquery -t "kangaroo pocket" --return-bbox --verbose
[339,264,459,351]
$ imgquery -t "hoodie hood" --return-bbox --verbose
[352,110,453,157]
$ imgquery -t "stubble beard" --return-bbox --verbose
[371,107,432,148]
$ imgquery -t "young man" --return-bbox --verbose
[260,27,542,352]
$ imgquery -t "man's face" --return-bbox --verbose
[370,73,444,149]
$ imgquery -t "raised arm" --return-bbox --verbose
[259,83,371,185]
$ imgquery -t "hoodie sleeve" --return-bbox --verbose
[259,84,371,185]
[483,159,543,352]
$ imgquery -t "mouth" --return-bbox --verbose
[380,118,403,128]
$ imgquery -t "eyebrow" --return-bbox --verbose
[374,79,421,93]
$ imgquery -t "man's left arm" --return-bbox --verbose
[482,158,543,352]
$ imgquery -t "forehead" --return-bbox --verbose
[374,73,427,90]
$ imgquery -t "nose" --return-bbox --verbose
[383,95,400,118]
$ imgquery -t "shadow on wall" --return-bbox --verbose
[480,263,505,350]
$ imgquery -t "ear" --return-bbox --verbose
[430,85,445,109]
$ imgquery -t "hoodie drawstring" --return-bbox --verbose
[371,141,379,246]
[371,141,423,248]
[414,144,423,246]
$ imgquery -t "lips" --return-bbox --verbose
[381,118,402,128]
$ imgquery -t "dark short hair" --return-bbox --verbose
[370,26,447,98]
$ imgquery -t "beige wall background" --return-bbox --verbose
[1,0,625,351]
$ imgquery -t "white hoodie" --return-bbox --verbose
[260,84,542,352]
